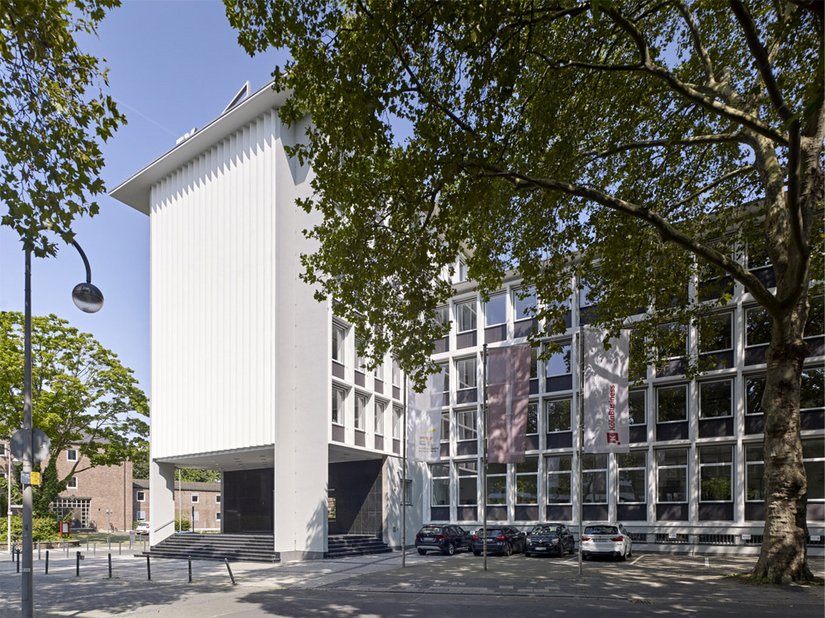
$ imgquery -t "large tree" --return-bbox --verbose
[226,1,823,582]
[0,312,148,515]
[0,0,124,254]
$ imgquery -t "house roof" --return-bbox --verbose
[109,83,289,214]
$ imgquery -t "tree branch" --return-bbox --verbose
[674,165,757,207]
[585,132,747,158]
[729,1,793,123]
[674,0,716,83]
[462,160,781,316]
[602,6,788,146]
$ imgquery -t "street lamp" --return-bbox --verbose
[20,238,103,618]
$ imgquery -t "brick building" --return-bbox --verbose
[52,447,133,532]
[133,479,221,532]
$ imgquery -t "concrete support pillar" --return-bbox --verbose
[149,460,176,545]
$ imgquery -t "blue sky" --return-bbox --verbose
[0,0,288,393]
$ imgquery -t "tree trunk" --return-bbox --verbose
[752,314,813,583]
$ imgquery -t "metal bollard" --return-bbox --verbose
[188,556,192,583]
[224,558,236,585]
[9,543,13,562]
[45,550,49,575]
[76,551,81,577]
[16,551,19,573]
[119,541,122,555]
[108,553,112,579]
[146,555,151,581]
[38,542,41,561]
[93,541,96,556]
[87,539,90,552]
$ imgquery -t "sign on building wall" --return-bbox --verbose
[582,326,630,453]
[407,373,443,462]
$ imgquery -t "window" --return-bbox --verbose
[545,344,572,377]
[485,293,507,326]
[393,405,403,439]
[803,439,824,501]
[513,286,536,320]
[374,400,386,436]
[67,476,78,489]
[435,305,450,329]
[805,296,824,337]
[216,512,221,521]
[745,306,771,347]
[354,336,367,372]
[332,386,346,425]
[67,449,78,462]
[401,478,413,506]
[516,458,538,505]
[456,408,477,441]
[578,279,596,308]
[699,445,733,502]
[656,384,687,422]
[656,448,687,502]
[582,454,607,504]
[698,312,733,354]
[745,443,764,501]
[0,444,5,456]
[392,360,401,387]
[526,402,539,435]
[457,258,469,283]
[456,460,478,505]
[374,361,383,379]
[136,491,145,502]
[136,511,146,521]
[617,452,646,503]
[486,463,507,505]
[332,322,347,363]
[354,393,367,430]
[629,390,646,426]
[191,495,199,503]
[699,380,733,418]
[530,347,538,379]
[456,357,477,390]
[216,495,221,504]
[455,299,477,333]
[437,362,450,402]
[801,368,824,410]
[52,496,90,528]
[546,454,572,504]
[656,323,687,359]
[545,398,572,432]
[441,410,450,442]
[430,463,450,506]
[745,376,765,415]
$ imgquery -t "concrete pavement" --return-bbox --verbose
[0,548,822,616]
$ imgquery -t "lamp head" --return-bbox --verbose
[72,282,104,313]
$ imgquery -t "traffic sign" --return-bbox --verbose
[10,428,51,463]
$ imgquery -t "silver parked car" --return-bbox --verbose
[580,522,632,561]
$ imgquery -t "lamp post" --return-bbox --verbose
[21,238,103,618]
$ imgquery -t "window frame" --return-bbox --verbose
[515,457,539,505]
[374,399,386,436]
[430,463,450,507]
[745,443,764,502]
[545,454,572,505]
[66,449,78,462]
[456,408,478,441]
[456,460,478,506]
[629,389,646,426]
[617,451,647,504]
[656,384,688,423]
[544,343,572,378]
[581,453,608,504]
[656,448,688,503]
[354,392,368,430]
[698,311,734,355]
[699,379,733,419]
[455,299,477,333]
[544,397,572,433]
[136,491,145,502]
[332,385,347,426]
[67,476,78,490]
[485,292,507,327]
[745,306,771,348]
[698,445,733,503]
[191,494,199,504]
[332,321,347,364]
[455,356,477,391]
[513,286,536,322]
[486,462,508,506]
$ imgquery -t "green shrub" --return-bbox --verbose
[176,516,191,532]
[0,515,62,543]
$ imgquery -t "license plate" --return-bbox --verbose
[422,537,433,542]
[534,547,546,551]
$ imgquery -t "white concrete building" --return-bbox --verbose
[112,85,425,560]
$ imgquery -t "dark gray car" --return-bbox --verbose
[415,524,472,555]
[524,523,575,557]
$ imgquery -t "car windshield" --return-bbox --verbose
[486,529,504,536]
[585,525,618,535]
[530,525,560,535]
[419,526,443,535]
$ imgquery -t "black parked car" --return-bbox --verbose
[524,523,575,557]
[415,524,472,556]
[470,526,527,556]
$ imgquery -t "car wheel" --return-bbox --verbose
[417,548,427,556]
[525,551,531,558]
[473,550,482,557]
[568,543,575,555]
[620,547,628,561]
[504,542,512,557]
[444,542,456,556]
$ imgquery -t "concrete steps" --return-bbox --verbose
[325,534,392,558]
[144,533,279,563]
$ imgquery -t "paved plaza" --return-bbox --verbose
[0,548,823,617]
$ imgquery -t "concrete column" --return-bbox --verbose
[149,460,176,545]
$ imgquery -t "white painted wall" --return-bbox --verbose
[149,111,281,459]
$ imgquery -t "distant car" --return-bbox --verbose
[580,522,632,561]
[470,526,527,556]
[415,524,471,556]
[135,521,150,537]
[524,523,575,557]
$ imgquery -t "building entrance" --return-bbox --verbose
[328,459,384,536]
[223,468,273,533]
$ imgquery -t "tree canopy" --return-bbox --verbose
[0,0,125,255]
[227,1,823,583]
[0,312,148,514]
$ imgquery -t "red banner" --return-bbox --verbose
[486,344,531,464]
